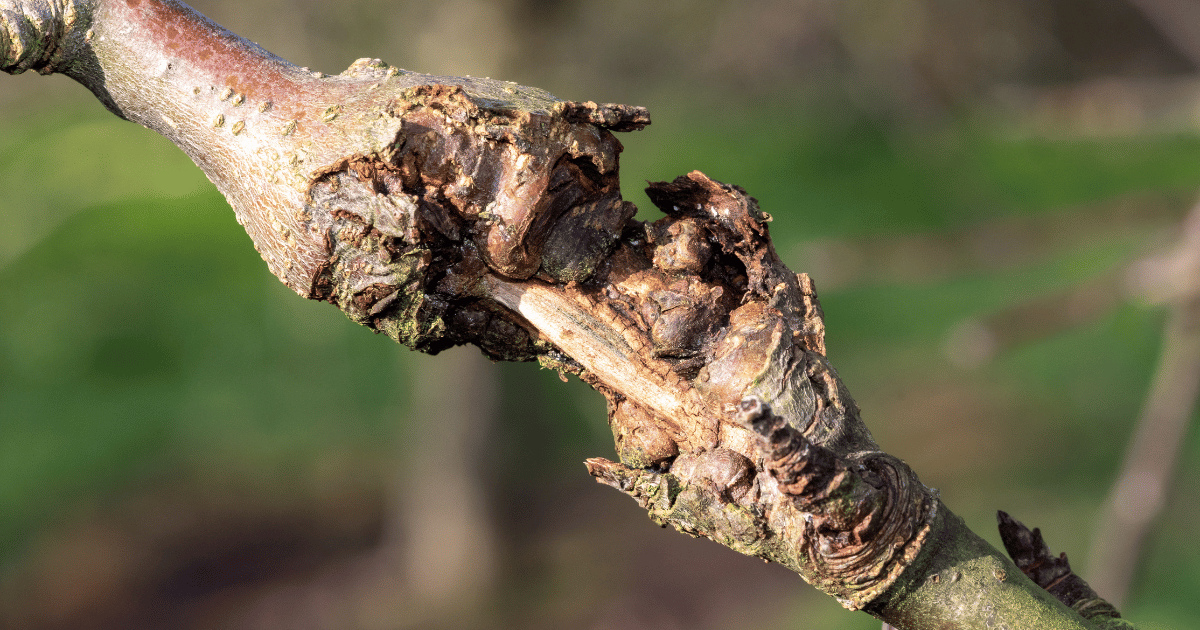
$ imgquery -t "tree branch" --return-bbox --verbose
[1,1,1143,628]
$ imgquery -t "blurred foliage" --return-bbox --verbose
[2,1,1200,629]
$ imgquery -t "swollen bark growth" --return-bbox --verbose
[1,1,1142,628]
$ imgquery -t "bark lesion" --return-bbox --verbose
[572,171,938,609]
[292,84,641,359]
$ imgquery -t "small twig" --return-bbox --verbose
[998,511,1125,624]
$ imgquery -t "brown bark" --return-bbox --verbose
[1,1,1143,628]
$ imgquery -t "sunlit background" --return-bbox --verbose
[2,1,1198,628]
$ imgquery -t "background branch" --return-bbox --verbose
[1088,197,1200,606]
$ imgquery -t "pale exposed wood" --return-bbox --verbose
[485,276,715,449]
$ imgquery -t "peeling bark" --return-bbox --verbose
[1,1,1145,628]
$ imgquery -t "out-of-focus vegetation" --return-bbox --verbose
[1,1,1198,628]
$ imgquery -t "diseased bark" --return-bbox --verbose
[1,1,1143,628]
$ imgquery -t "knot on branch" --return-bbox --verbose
[740,397,937,610]
[1,0,90,75]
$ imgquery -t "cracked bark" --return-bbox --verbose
[2,1,1144,628]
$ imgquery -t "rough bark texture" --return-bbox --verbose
[1,1,1143,628]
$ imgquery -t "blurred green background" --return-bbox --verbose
[1,1,1198,628]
